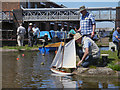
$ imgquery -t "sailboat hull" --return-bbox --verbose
[51,68,73,75]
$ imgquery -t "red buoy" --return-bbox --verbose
[22,54,25,57]
[16,58,19,60]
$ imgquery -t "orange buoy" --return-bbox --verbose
[55,50,57,54]
[16,58,19,60]
[22,54,24,57]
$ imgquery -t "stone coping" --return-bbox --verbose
[72,67,119,77]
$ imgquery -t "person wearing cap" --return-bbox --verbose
[68,28,76,38]
[42,33,49,49]
[74,33,100,68]
[28,23,33,47]
[17,23,26,46]
[32,24,40,45]
[77,6,96,38]
[112,27,120,58]
[44,33,49,46]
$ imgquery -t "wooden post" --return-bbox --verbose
[45,22,50,31]
[61,22,64,29]
[115,7,120,28]
[54,22,58,31]
[67,22,70,31]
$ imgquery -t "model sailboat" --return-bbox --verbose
[50,39,76,75]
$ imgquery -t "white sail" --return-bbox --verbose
[50,42,63,68]
[51,39,76,69]
[62,39,76,68]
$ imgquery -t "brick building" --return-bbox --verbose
[1,1,79,39]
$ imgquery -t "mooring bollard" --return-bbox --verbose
[101,54,109,66]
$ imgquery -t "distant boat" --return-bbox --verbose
[50,39,76,75]
[39,42,64,53]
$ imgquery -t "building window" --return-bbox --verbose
[28,2,31,8]
[35,4,37,8]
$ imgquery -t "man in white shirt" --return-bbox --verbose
[74,33,100,68]
[17,23,26,46]
[32,24,40,45]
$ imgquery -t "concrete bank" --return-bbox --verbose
[73,67,120,77]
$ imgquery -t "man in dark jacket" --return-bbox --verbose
[28,23,33,47]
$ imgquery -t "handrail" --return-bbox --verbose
[22,7,116,11]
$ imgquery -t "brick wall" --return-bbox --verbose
[2,2,20,11]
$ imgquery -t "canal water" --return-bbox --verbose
[100,47,109,51]
[2,51,120,88]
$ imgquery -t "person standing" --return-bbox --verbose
[28,23,33,47]
[60,27,64,32]
[17,23,26,46]
[77,6,96,38]
[32,24,40,45]
[74,33,100,68]
[113,27,120,58]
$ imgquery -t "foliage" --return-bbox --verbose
[89,65,97,69]
[101,50,120,71]
[107,63,120,71]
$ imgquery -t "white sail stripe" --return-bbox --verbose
[56,50,63,68]
[50,42,62,67]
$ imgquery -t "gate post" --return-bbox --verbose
[115,7,120,28]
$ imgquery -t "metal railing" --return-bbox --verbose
[22,7,116,21]
[0,7,116,22]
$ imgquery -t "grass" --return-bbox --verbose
[1,42,60,50]
[2,44,43,50]
[89,65,97,69]
[100,50,120,71]
[107,64,120,71]
[100,50,120,61]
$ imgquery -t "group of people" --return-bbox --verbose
[16,5,120,68]
[17,23,40,47]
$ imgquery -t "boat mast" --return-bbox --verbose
[61,31,66,68]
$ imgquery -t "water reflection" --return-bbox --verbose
[51,74,76,88]
[72,76,120,89]
[2,51,120,88]
[50,73,120,89]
